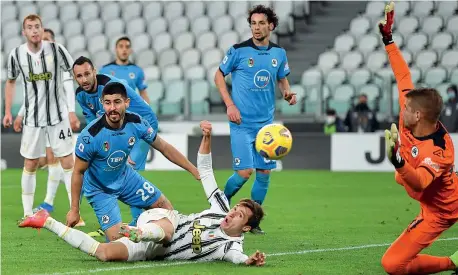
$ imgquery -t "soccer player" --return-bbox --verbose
[214,5,296,234]
[99,36,150,104]
[63,81,199,241]
[3,14,79,219]
[379,2,458,274]
[19,121,266,267]
[13,28,84,227]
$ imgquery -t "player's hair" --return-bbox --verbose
[102,82,128,99]
[239,199,264,229]
[116,36,131,47]
[22,14,43,29]
[247,5,279,30]
[405,88,443,124]
[44,28,55,40]
[72,56,95,70]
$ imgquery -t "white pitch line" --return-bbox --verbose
[32,237,458,275]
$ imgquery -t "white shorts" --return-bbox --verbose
[115,209,180,262]
[20,118,74,159]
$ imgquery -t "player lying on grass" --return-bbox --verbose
[19,121,266,266]
[379,2,458,275]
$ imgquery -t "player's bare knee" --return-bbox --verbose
[59,154,74,170]
[237,169,253,179]
[95,244,110,262]
[24,158,39,172]
[46,151,57,165]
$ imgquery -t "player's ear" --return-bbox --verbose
[269,23,274,31]
[242,225,251,233]
[125,97,130,107]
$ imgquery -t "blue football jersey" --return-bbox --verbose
[219,39,290,125]
[75,112,157,194]
[99,62,147,92]
[76,74,157,129]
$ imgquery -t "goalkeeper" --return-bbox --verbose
[380,1,458,274]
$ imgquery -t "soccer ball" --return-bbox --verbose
[255,124,293,160]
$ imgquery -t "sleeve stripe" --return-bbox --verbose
[219,67,228,77]
[224,241,234,253]
[9,53,17,78]
[215,191,230,213]
[75,154,89,162]
[58,45,70,70]
[419,165,437,180]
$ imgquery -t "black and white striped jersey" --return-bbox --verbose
[7,41,74,127]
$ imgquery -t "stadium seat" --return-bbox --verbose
[358,34,379,57]
[185,1,205,21]
[359,83,380,102]
[424,67,448,87]
[169,17,190,37]
[191,16,211,37]
[301,67,323,88]
[213,15,234,36]
[67,35,86,55]
[93,50,112,69]
[122,2,142,21]
[229,1,249,18]
[54,35,66,46]
[146,80,164,112]
[207,2,228,20]
[174,32,195,54]
[162,65,183,82]
[365,1,384,20]
[324,68,347,90]
[40,3,58,22]
[152,32,172,55]
[101,2,120,22]
[190,80,210,114]
[405,33,428,54]
[79,2,99,21]
[451,68,458,83]
[349,16,371,38]
[147,17,167,38]
[180,48,201,71]
[105,19,125,38]
[158,48,179,69]
[435,82,452,99]
[394,1,411,18]
[437,2,458,20]
[4,37,22,56]
[84,19,103,37]
[415,50,438,73]
[446,16,458,37]
[279,84,305,115]
[401,49,413,65]
[127,18,146,37]
[59,3,79,22]
[317,51,339,73]
[164,2,184,22]
[144,2,163,21]
[135,50,156,68]
[349,68,372,89]
[328,84,355,115]
[87,35,107,55]
[410,67,422,84]
[218,31,239,52]
[391,33,405,49]
[202,48,223,69]
[19,4,38,22]
[440,50,458,72]
[304,86,329,115]
[334,33,355,57]
[341,51,363,71]
[196,32,217,52]
[132,33,151,53]
[185,64,206,80]
[234,15,249,36]
[64,20,83,39]
[1,4,17,24]
[397,17,419,37]
[430,32,453,52]
[2,20,20,39]
[412,1,434,18]
[421,16,444,39]
[160,80,186,115]
[144,66,161,81]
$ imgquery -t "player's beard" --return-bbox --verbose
[254,34,267,43]
[108,111,123,125]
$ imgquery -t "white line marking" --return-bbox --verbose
[31,237,458,275]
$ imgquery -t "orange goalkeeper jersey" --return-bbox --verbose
[387,43,458,220]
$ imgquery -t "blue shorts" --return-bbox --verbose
[129,118,158,171]
[229,122,276,171]
[84,168,162,231]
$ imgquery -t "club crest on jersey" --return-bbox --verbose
[129,73,135,79]
[82,136,91,144]
[272,58,278,67]
[103,141,109,151]
[102,215,110,224]
[248,58,254,67]
[87,102,94,109]
[234,157,241,166]
[411,146,419,158]
[128,136,135,146]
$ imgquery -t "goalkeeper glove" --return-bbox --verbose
[378,1,395,46]
[385,123,405,168]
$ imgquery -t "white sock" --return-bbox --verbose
[45,217,99,256]
[44,164,61,206]
[139,223,165,242]
[22,169,37,217]
[62,167,73,206]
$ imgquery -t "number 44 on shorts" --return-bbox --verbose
[59,128,72,140]
[136,181,155,201]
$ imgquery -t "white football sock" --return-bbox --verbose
[22,169,36,217]
[139,223,165,242]
[45,217,99,256]
[62,168,73,206]
[44,163,61,206]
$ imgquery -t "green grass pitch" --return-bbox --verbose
[2,169,457,274]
